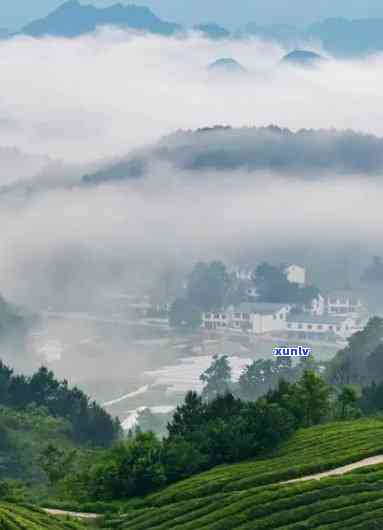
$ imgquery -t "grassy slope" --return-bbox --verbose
[102,418,383,529]
[0,503,88,529]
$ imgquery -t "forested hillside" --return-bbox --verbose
[83,126,383,184]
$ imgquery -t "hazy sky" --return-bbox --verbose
[3,0,383,30]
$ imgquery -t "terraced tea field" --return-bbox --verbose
[0,502,87,529]
[146,418,383,507]
[100,418,383,529]
[7,419,383,529]
[105,465,383,529]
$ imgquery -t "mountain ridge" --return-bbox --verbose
[21,0,181,37]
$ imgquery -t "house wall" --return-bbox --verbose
[202,307,290,335]
[285,265,306,285]
[251,312,287,334]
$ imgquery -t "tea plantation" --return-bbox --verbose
[100,418,383,529]
[5,418,383,529]
[0,503,87,529]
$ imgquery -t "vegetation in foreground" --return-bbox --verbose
[3,318,383,529]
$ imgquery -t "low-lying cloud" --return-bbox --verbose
[0,169,381,308]
[1,29,383,168]
[0,29,383,311]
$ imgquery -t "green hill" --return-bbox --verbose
[101,418,383,529]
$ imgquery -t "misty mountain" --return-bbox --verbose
[83,125,383,184]
[21,0,181,37]
[6,0,383,31]
[208,58,246,73]
[194,23,230,40]
[15,2,383,58]
[282,50,325,67]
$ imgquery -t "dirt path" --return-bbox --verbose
[43,508,100,519]
[283,455,383,485]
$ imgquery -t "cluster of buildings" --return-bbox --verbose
[202,265,368,342]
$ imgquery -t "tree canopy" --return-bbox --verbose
[0,362,120,447]
[254,262,319,306]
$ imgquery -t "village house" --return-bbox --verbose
[284,264,306,286]
[325,289,365,316]
[286,314,357,341]
[202,302,291,335]
[310,289,367,318]
[201,310,229,330]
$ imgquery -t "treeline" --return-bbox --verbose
[200,353,318,402]
[326,316,383,415]
[0,362,120,447]
[327,317,383,387]
[62,370,337,501]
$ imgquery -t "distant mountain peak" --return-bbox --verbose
[208,57,246,73]
[282,49,325,66]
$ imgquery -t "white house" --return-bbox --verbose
[202,303,291,335]
[201,311,229,330]
[284,264,306,286]
[286,314,357,341]
[325,290,365,316]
